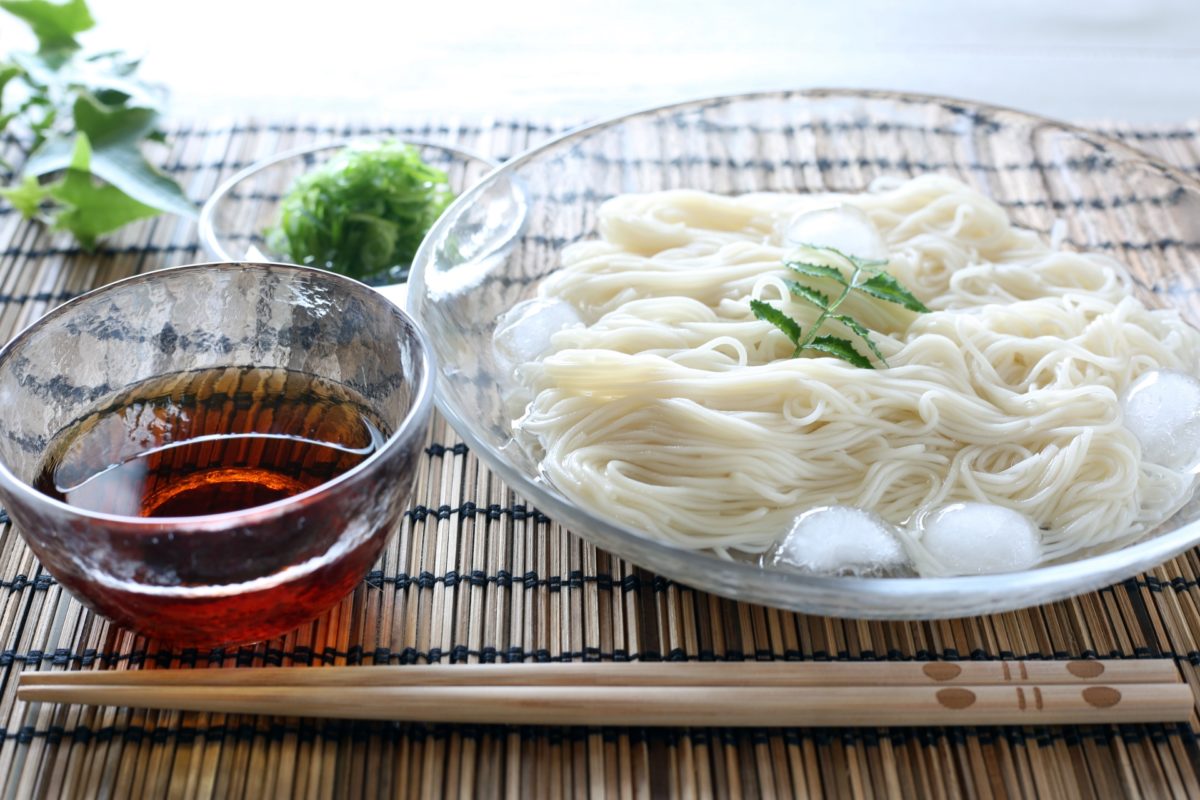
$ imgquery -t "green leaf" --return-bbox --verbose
[0,175,50,217]
[0,62,20,108]
[832,314,888,365]
[784,279,830,310]
[795,243,885,267]
[65,56,166,110]
[12,47,165,113]
[85,50,140,75]
[0,0,94,52]
[72,91,158,142]
[63,127,88,168]
[0,63,20,164]
[46,139,197,219]
[0,1,188,246]
[795,242,889,273]
[750,298,803,346]
[49,176,160,248]
[845,253,889,271]
[785,258,846,285]
[26,102,57,152]
[45,132,161,249]
[769,244,925,369]
[22,133,75,174]
[25,94,194,218]
[10,49,65,88]
[804,335,874,369]
[857,271,931,312]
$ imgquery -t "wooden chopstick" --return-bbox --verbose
[17,684,1192,727]
[17,659,1181,687]
[18,661,1192,727]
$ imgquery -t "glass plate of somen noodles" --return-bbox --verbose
[406,90,1200,618]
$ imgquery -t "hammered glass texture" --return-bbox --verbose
[0,263,434,643]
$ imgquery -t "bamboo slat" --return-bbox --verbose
[0,115,1196,797]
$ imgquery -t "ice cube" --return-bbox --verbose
[493,298,583,365]
[783,206,888,261]
[1120,369,1200,473]
[770,506,907,576]
[919,503,1041,575]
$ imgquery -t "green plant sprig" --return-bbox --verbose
[750,244,929,369]
[0,0,194,248]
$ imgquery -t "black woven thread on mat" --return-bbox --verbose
[559,149,1187,175]
[0,568,1189,610]
[0,569,649,597]
[215,227,1200,259]
[403,503,550,524]
[14,639,1198,670]
[3,122,1200,781]
[0,566,1192,599]
[0,242,201,259]
[0,568,1185,596]
[362,568,638,592]
[160,121,562,139]
[425,442,469,457]
[272,229,1200,256]
[0,289,82,306]
[79,118,1200,142]
[213,186,1195,212]
[0,565,1118,597]
[1,720,1194,748]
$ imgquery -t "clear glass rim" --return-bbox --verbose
[0,261,437,529]
[408,88,1200,609]
[197,137,501,264]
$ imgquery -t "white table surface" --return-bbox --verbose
[10,0,1200,125]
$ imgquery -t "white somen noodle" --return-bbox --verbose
[505,176,1200,575]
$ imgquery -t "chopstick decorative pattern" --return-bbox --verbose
[19,661,1191,727]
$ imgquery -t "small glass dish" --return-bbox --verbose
[407,89,1200,619]
[199,139,498,301]
[0,262,435,645]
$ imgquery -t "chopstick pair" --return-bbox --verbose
[18,660,1193,727]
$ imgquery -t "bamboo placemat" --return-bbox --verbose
[1,116,1200,798]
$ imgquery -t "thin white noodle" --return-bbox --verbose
[511,176,1200,574]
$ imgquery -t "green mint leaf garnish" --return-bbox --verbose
[784,280,831,310]
[832,313,888,366]
[806,335,874,369]
[757,243,928,368]
[785,258,847,285]
[794,243,889,272]
[857,271,931,313]
[751,298,803,347]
